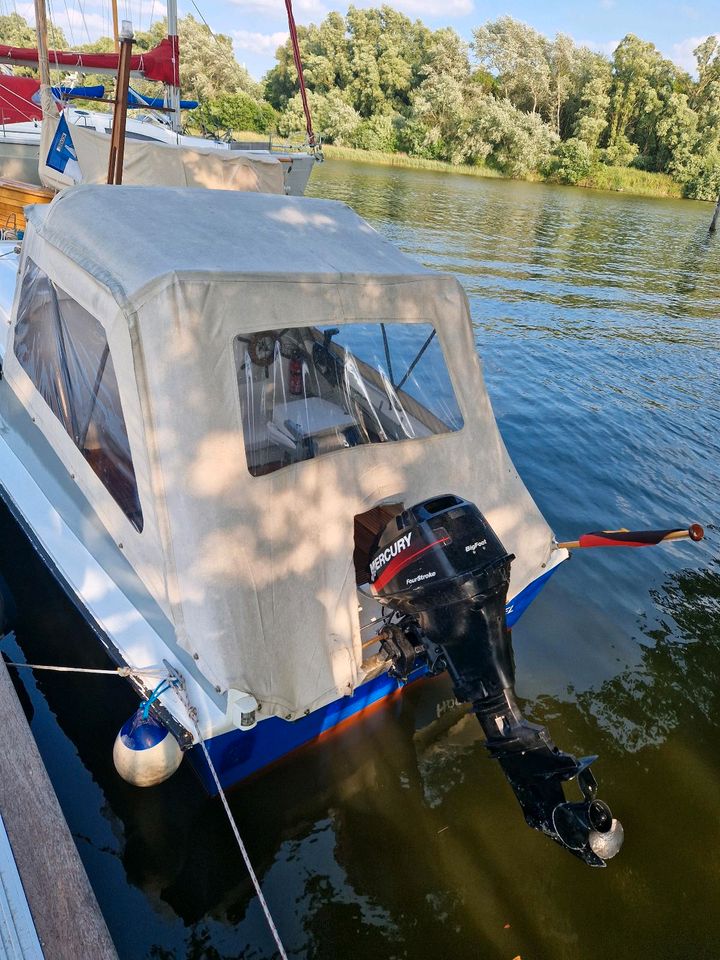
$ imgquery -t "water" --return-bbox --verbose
[1,161,719,958]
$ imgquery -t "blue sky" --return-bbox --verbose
[28,0,720,81]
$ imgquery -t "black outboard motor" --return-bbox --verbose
[368,494,623,867]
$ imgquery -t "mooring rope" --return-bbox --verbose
[177,689,289,960]
[3,661,169,678]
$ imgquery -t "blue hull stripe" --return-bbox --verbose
[189,564,561,792]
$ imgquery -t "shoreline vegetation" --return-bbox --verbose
[318,143,684,200]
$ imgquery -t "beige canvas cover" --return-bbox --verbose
[39,114,285,194]
[7,185,561,719]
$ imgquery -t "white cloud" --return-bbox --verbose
[598,0,615,8]
[669,35,708,74]
[233,29,289,53]
[579,37,621,58]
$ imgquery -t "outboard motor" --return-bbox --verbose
[368,494,623,867]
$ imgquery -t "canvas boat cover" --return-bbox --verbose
[38,114,285,194]
[6,185,561,720]
[0,37,179,84]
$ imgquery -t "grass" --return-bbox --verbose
[577,164,682,199]
[321,144,505,178]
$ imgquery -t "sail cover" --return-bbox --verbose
[0,36,179,84]
[38,114,285,193]
[7,186,562,720]
[0,75,42,123]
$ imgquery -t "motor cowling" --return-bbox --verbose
[368,494,624,867]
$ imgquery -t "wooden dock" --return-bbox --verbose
[0,656,118,960]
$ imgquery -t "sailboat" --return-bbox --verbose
[0,6,316,196]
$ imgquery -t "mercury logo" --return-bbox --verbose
[370,532,412,579]
[465,539,487,554]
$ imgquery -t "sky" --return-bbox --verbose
[20,0,720,81]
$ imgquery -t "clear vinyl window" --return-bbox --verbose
[234,323,463,477]
[13,260,143,531]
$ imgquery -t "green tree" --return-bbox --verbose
[655,92,699,177]
[194,92,276,136]
[573,75,611,149]
[606,34,681,167]
[547,137,595,184]
[406,29,470,162]
[278,89,361,145]
[473,17,551,115]
[0,12,37,47]
[465,96,559,175]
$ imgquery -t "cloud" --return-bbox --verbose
[578,37,621,58]
[598,0,615,8]
[669,35,708,74]
[233,29,289,53]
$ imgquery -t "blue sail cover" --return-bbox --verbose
[33,85,198,110]
[31,85,105,104]
[52,84,105,99]
[127,88,198,110]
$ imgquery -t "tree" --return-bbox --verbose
[194,92,276,137]
[547,138,595,184]
[464,96,559,176]
[655,92,699,177]
[0,12,37,47]
[133,16,260,103]
[547,33,577,135]
[473,17,551,115]
[406,29,470,162]
[278,89,361,145]
[573,76,611,149]
[606,34,680,167]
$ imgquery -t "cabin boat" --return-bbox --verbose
[0,184,625,866]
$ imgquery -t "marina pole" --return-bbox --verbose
[710,192,720,233]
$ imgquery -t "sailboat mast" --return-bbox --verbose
[32,0,54,118]
[166,0,181,133]
[111,0,120,52]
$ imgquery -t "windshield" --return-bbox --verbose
[234,322,463,477]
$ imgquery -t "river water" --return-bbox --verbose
[1,160,718,959]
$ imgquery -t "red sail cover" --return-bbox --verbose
[0,36,179,86]
[0,75,42,123]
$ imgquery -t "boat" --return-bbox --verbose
[0,26,317,197]
[0,182,635,867]
[0,94,316,197]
